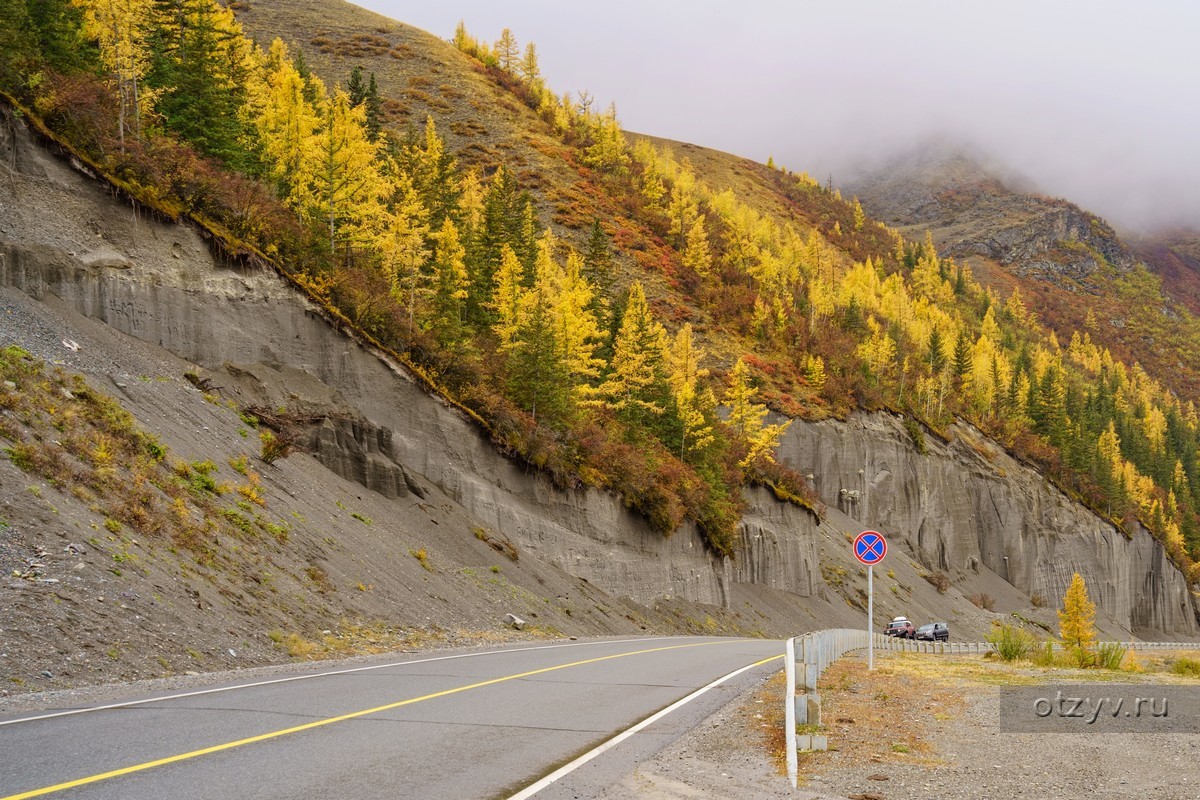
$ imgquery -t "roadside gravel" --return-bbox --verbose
[598,651,1200,800]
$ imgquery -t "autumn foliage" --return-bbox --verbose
[1,5,1199,575]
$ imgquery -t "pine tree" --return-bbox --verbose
[0,0,36,86]
[928,327,947,375]
[347,66,382,141]
[406,116,461,234]
[1,0,92,85]
[853,197,865,231]
[475,166,524,266]
[501,239,573,423]
[347,63,366,105]
[582,219,615,299]
[364,72,381,140]
[147,0,256,167]
[506,276,569,424]
[952,330,972,386]
[1058,572,1097,660]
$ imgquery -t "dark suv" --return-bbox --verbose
[916,621,949,641]
[885,618,915,638]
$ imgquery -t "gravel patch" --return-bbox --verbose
[635,651,1200,800]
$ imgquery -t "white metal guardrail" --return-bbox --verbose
[783,631,1200,788]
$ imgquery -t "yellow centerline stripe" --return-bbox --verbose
[3,639,748,800]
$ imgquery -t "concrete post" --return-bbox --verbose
[785,637,796,788]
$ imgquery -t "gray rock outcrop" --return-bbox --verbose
[777,413,1197,637]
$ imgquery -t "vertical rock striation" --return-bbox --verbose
[777,413,1197,637]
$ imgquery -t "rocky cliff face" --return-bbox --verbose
[777,413,1198,637]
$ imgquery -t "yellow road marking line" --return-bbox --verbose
[2,639,751,800]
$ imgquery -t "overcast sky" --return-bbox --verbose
[355,1,1200,233]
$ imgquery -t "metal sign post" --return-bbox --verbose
[868,564,873,669]
[853,530,887,670]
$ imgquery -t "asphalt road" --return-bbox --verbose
[0,636,784,800]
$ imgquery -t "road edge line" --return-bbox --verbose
[505,652,783,800]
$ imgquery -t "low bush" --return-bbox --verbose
[967,592,995,611]
[924,570,950,594]
[1096,642,1128,671]
[1172,656,1200,677]
[987,622,1035,661]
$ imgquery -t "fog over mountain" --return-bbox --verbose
[356,0,1200,233]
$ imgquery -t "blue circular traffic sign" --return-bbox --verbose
[853,530,887,565]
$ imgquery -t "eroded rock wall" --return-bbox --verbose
[777,413,1197,637]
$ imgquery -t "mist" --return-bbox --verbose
[354,0,1200,233]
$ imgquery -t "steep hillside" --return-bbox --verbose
[1,0,1198,698]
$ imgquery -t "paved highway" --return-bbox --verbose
[0,636,784,799]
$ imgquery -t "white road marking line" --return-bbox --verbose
[505,653,782,799]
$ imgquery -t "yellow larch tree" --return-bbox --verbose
[667,324,713,460]
[376,172,430,325]
[251,38,321,199]
[632,139,666,206]
[681,217,713,278]
[76,0,156,149]
[495,28,519,72]
[595,282,669,423]
[490,244,525,351]
[666,166,700,247]
[723,358,791,468]
[429,218,469,348]
[305,88,386,254]
[552,249,603,395]
[1058,572,1097,658]
[805,354,826,393]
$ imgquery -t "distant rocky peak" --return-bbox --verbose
[849,142,1136,282]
